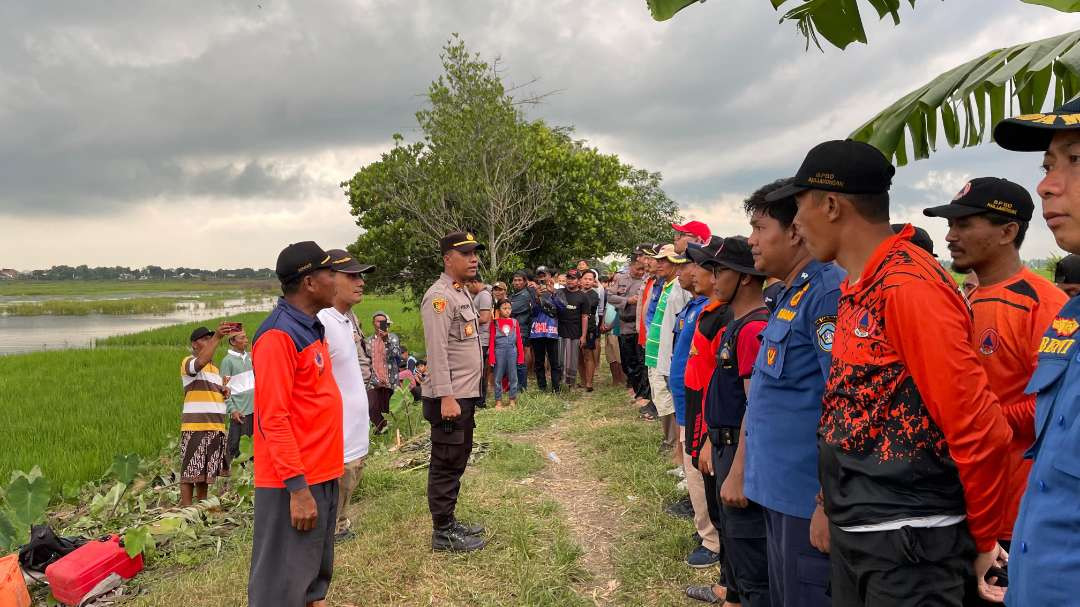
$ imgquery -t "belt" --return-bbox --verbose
[716,426,740,446]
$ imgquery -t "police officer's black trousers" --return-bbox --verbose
[423,396,478,529]
[619,334,649,398]
[710,428,771,607]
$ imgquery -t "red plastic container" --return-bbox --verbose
[45,535,143,605]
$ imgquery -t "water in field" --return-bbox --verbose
[0,297,275,355]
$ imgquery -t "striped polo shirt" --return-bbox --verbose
[180,356,227,433]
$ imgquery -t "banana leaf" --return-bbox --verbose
[851,29,1080,166]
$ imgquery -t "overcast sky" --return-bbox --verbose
[2,1,1078,270]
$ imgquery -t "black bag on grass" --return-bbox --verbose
[18,524,85,573]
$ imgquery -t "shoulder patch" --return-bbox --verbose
[816,315,836,352]
[432,298,447,314]
[1051,316,1079,337]
[788,283,811,308]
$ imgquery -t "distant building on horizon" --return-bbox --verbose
[0,269,19,279]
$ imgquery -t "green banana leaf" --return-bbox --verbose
[647,1,1080,51]
[850,29,1080,166]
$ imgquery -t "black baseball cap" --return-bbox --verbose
[994,98,1080,152]
[326,249,375,274]
[275,241,332,284]
[634,243,658,257]
[766,139,895,202]
[440,231,486,255]
[535,265,551,276]
[189,326,213,342]
[1055,254,1080,284]
[700,236,764,276]
[922,177,1034,222]
[892,224,936,257]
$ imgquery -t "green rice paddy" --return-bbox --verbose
[0,294,422,489]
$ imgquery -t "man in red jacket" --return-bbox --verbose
[248,241,342,607]
[776,140,1012,605]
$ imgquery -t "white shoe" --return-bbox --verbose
[667,467,686,479]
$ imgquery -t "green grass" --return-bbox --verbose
[0,346,187,487]
[0,295,422,489]
[126,393,589,607]
[0,295,243,316]
[0,279,277,297]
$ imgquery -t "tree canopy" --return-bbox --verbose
[341,35,680,297]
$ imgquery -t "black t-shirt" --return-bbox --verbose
[556,289,589,339]
[584,289,600,318]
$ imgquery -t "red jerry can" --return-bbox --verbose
[45,535,143,605]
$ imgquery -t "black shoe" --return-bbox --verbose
[450,519,485,536]
[432,526,487,552]
[665,497,694,519]
[334,529,356,544]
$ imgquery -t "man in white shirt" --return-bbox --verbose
[317,249,375,542]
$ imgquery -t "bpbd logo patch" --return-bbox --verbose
[853,308,876,338]
[979,328,1000,356]
[1052,317,1079,337]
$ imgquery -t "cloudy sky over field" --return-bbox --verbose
[2,0,1079,269]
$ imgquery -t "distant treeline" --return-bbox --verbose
[11,265,275,281]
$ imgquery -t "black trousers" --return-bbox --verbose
[248,480,338,607]
[830,522,976,607]
[709,428,771,607]
[422,396,478,529]
[368,386,392,432]
[479,346,489,405]
[226,413,254,464]
[531,337,561,392]
[619,334,649,399]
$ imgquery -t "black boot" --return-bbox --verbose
[449,519,485,536]
[432,525,487,553]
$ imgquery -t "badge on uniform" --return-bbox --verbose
[766,345,777,366]
[1052,317,1079,337]
[853,308,875,338]
[979,327,1000,356]
[433,298,447,314]
[816,316,836,352]
[789,283,811,308]
[465,323,475,337]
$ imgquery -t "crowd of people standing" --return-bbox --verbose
[173,98,1080,607]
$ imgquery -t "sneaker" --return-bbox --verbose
[432,526,487,553]
[333,529,356,544]
[685,545,721,568]
[664,497,694,519]
[666,467,686,479]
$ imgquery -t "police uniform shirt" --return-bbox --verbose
[1008,296,1080,605]
[421,272,483,399]
[743,259,842,519]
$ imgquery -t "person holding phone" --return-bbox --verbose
[365,311,401,434]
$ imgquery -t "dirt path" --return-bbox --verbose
[512,409,627,605]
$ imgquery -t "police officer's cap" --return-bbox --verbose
[440,231,486,255]
[326,249,376,274]
[766,139,895,202]
[994,97,1080,152]
[276,241,333,284]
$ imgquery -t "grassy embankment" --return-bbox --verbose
[0,295,423,489]
[0,279,279,316]
[127,385,715,607]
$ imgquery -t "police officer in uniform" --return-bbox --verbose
[992,99,1080,606]
[421,231,488,552]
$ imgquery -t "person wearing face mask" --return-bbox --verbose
[366,311,401,434]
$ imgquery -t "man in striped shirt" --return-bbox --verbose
[180,323,239,506]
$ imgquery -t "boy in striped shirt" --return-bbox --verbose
[180,323,237,506]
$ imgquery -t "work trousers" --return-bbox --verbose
[682,438,721,554]
[367,386,392,432]
[830,522,975,607]
[619,334,649,397]
[558,337,581,387]
[764,507,830,607]
[422,396,478,529]
[531,337,561,392]
[709,429,771,607]
[335,456,365,534]
[226,413,254,466]
[249,480,338,607]
[479,346,489,405]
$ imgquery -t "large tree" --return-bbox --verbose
[646,1,1080,165]
[342,36,679,298]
